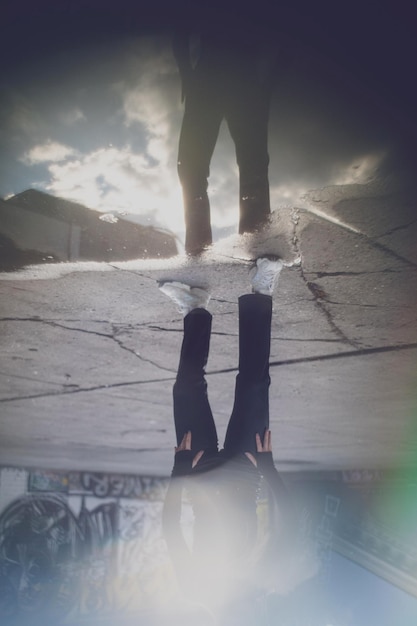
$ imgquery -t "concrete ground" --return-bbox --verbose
[1,174,416,477]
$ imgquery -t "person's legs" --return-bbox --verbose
[159,281,217,453]
[173,308,219,454]
[178,70,224,255]
[223,258,283,456]
[226,77,271,235]
[223,293,272,456]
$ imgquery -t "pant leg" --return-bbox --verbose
[223,293,272,456]
[226,76,271,234]
[173,308,218,454]
[177,67,224,254]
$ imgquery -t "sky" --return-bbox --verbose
[1,1,416,246]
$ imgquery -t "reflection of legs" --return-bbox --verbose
[227,84,271,234]
[223,294,272,456]
[178,75,224,254]
[173,308,218,454]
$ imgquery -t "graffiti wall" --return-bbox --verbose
[1,465,416,625]
[0,466,175,625]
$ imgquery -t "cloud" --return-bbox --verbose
[59,107,86,125]
[119,42,180,164]
[21,141,78,165]
[42,143,184,234]
[122,87,173,164]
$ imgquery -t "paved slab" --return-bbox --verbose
[1,180,416,475]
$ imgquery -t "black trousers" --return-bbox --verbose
[177,60,271,254]
[173,293,272,457]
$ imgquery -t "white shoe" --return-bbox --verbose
[158,281,211,315]
[250,256,284,295]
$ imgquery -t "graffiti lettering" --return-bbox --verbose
[79,472,167,500]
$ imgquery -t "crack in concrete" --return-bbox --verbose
[320,299,415,309]
[147,325,185,333]
[2,341,416,404]
[109,324,177,374]
[153,311,236,326]
[4,285,34,292]
[367,239,417,268]
[290,210,360,348]
[302,206,417,269]
[211,341,417,374]
[210,297,237,306]
[376,217,417,239]
[272,337,344,343]
[0,316,113,338]
[0,316,176,375]
[107,265,157,282]
[147,325,237,337]
[121,428,167,436]
[278,298,315,307]
[47,320,113,339]
[0,369,78,387]
[0,376,175,403]
[313,269,404,278]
